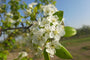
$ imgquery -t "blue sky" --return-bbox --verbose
[56,0,90,28]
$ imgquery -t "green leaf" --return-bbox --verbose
[21,57,27,60]
[13,15,19,20]
[36,4,41,9]
[43,48,50,60]
[34,7,37,13]
[53,11,63,21]
[55,45,73,59]
[64,26,77,37]
[52,1,56,5]
[29,58,33,60]
[20,4,24,9]
[23,2,27,8]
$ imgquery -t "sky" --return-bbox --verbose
[56,0,90,28]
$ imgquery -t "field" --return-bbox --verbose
[59,36,90,60]
[7,36,90,60]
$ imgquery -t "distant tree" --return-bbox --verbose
[76,25,90,36]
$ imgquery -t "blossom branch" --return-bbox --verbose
[0,24,33,32]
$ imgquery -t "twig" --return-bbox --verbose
[1,24,33,32]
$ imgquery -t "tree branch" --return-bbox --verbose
[1,24,33,32]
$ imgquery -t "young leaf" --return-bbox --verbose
[64,26,77,37]
[43,48,50,60]
[53,11,63,21]
[55,45,73,59]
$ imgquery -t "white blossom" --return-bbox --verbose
[41,4,58,16]
[45,41,61,57]
[6,12,13,16]
[24,3,65,57]
[19,52,28,58]
[26,9,32,14]
[8,18,15,23]
[47,15,59,25]
[46,42,55,57]
[28,2,38,8]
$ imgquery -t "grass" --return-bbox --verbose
[60,37,90,47]
[58,36,90,60]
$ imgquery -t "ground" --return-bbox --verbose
[7,36,90,60]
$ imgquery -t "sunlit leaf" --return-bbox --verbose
[64,26,77,37]
[53,11,63,21]
[55,45,73,59]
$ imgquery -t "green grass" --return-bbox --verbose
[60,37,90,47]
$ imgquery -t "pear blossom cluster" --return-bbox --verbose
[24,2,38,16]
[25,3,65,57]
[6,12,22,24]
